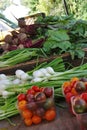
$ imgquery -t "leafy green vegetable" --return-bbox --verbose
[37,15,87,59]
[48,30,70,41]
[43,30,71,53]
[67,43,85,59]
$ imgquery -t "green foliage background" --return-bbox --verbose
[67,0,87,20]
[20,0,87,20]
[20,0,39,12]
[0,0,87,20]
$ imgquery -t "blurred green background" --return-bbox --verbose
[0,0,87,22]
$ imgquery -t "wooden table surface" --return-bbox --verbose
[0,102,81,130]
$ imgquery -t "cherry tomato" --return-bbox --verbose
[27,89,35,95]
[45,109,56,121]
[65,92,73,103]
[70,77,79,88]
[32,86,40,92]
[64,86,72,95]
[22,109,33,119]
[71,87,78,96]
[24,118,32,126]
[17,93,26,102]
[18,100,27,111]
[84,82,87,91]
[32,115,42,124]
[40,87,44,92]
[63,81,71,89]
[81,92,87,103]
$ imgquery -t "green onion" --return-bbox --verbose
[0,49,38,67]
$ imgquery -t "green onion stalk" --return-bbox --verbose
[0,48,47,67]
[0,48,40,61]
[0,96,18,120]
[0,50,37,67]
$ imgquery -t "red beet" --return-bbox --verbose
[30,38,45,48]
[8,45,17,51]
[23,39,32,48]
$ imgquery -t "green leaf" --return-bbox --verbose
[48,30,70,42]
[43,30,71,53]
[56,41,71,51]
[43,40,56,52]
[69,49,85,60]
[75,50,85,58]
[69,50,75,60]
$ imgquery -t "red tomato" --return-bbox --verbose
[64,86,72,95]
[32,86,40,92]
[84,82,87,91]
[17,93,26,102]
[27,89,35,95]
[40,87,44,92]
[65,92,74,103]
[81,92,87,103]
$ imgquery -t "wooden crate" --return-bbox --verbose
[18,13,45,27]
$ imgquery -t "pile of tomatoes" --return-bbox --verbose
[62,77,87,114]
[17,86,56,126]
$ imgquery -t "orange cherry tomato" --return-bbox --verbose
[45,109,56,121]
[32,115,42,124]
[71,77,79,82]
[18,100,27,111]
[70,77,79,88]
[71,87,78,96]
[24,118,32,126]
[22,109,33,119]
[62,81,71,89]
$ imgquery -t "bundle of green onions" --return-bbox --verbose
[1,57,87,120]
[0,48,44,67]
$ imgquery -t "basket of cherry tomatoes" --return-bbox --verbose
[17,86,56,126]
[62,77,87,130]
[71,94,87,130]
